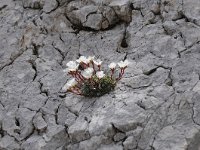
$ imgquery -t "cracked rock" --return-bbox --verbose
[152,126,188,150]
[22,0,45,9]
[0,135,20,150]
[1,0,200,149]
[66,4,117,30]
[183,0,200,26]
[97,144,123,150]
[41,99,60,115]
[33,112,47,132]
[16,108,36,140]
[68,118,90,143]
[84,13,104,30]
[74,135,111,150]
[57,105,76,126]
[109,0,132,23]
[113,132,126,142]
[43,0,58,13]
[123,136,137,150]
[23,94,48,111]
[2,114,20,139]
[66,1,131,30]
[43,125,69,149]
[21,135,46,150]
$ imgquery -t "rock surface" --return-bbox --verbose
[0,0,200,149]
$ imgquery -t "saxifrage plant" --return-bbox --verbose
[62,56,129,97]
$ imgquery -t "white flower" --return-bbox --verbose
[93,59,102,66]
[82,67,94,79]
[62,78,77,91]
[108,62,117,69]
[96,71,105,79]
[66,61,79,72]
[87,56,95,62]
[76,56,90,64]
[118,60,129,68]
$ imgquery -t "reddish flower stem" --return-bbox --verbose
[98,65,101,71]
[92,62,96,73]
[117,68,126,81]
[69,87,82,95]
[110,69,115,79]
[76,71,85,81]
[80,62,87,69]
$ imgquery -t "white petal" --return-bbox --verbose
[109,62,116,69]
[117,61,124,68]
[62,83,70,91]
[88,56,95,61]
[76,56,87,63]
[66,61,79,71]
[68,78,77,86]
[118,60,129,68]
[124,60,129,66]
[96,71,105,79]
[82,68,94,79]
[93,59,102,66]
[63,78,77,90]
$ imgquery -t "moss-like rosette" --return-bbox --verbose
[81,75,116,97]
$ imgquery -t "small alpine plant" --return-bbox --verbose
[62,56,129,97]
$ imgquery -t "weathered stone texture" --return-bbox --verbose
[1,0,200,149]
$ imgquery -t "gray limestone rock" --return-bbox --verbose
[21,135,46,150]
[68,118,90,143]
[33,112,47,132]
[183,0,200,26]
[0,135,20,150]
[76,135,111,150]
[43,0,58,13]
[16,108,36,140]
[123,136,137,150]
[84,13,104,30]
[66,0,132,30]
[41,99,61,115]
[66,4,117,30]
[23,94,48,111]
[57,105,77,126]
[113,132,126,142]
[22,0,45,9]
[109,0,132,23]
[42,125,69,150]
[2,114,20,139]
[97,144,123,150]
[1,0,200,149]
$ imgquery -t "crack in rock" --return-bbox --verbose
[65,1,132,31]
[1,0,200,149]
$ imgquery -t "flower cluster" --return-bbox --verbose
[63,56,129,97]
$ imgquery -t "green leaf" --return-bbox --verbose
[81,75,116,97]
